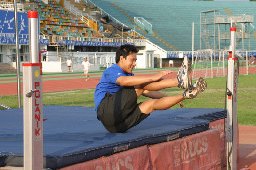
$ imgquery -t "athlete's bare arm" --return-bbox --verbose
[116,70,172,87]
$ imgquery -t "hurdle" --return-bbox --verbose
[22,11,43,170]
[226,26,238,170]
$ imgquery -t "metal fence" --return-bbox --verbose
[168,50,256,79]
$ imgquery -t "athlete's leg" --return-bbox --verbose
[139,94,184,114]
[84,70,89,80]
[139,77,207,115]
[135,56,192,98]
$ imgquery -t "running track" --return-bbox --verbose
[0,67,256,96]
[0,70,177,96]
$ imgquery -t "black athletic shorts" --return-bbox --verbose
[97,86,149,133]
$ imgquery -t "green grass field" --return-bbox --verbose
[1,74,255,125]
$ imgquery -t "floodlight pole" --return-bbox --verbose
[23,11,43,170]
[226,26,238,170]
[192,22,194,64]
[14,0,21,108]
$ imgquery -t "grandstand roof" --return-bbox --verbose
[91,0,256,51]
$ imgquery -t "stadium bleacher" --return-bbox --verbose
[34,0,101,39]
[1,0,256,54]
[91,0,256,51]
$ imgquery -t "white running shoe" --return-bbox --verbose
[177,56,192,89]
[183,77,207,99]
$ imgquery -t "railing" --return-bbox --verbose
[48,35,139,44]
[201,30,215,36]
[134,17,152,33]
[0,1,38,11]
[167,49,256,78]
[0,33,147,46]
[64,0,96,27]
[85,0,145,39]
[40,34,49,40]
[85,0,127,28]
[220,32,250,39]
[204,17,214,25]
[134,17,152,28]
[167,49,256,58]
[215,15,254,24]
[23,3,38,10]
[0,1,24,11]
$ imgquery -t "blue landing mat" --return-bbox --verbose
[0,106,225,169]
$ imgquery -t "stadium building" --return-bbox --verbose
[0,0,256,73]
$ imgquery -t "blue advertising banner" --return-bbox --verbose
[0,10,130,46]
[0,10,49,45]
[40,39,49,45]
[0,10,28,34]
[0,33,49,45]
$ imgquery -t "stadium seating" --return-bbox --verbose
[1,0,256,51]
[91,0,256,51]
[33,0,101,39]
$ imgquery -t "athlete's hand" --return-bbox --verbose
[152,70,172,81]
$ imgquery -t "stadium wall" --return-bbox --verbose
[144,40,167,59]
[5,46,158,72]
[136,50,154,69]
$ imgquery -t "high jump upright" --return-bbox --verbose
[23,11,43,170]
[226,25,238,170]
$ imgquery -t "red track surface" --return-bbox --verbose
[0,75,101,96]
[0,71,178,96]
[1,67,256,96]
[238,125,256,169]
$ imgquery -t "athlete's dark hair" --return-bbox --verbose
[116,44,138,63]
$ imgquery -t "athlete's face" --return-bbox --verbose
[120,53,137,73]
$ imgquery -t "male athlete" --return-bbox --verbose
[94,45,207,133]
